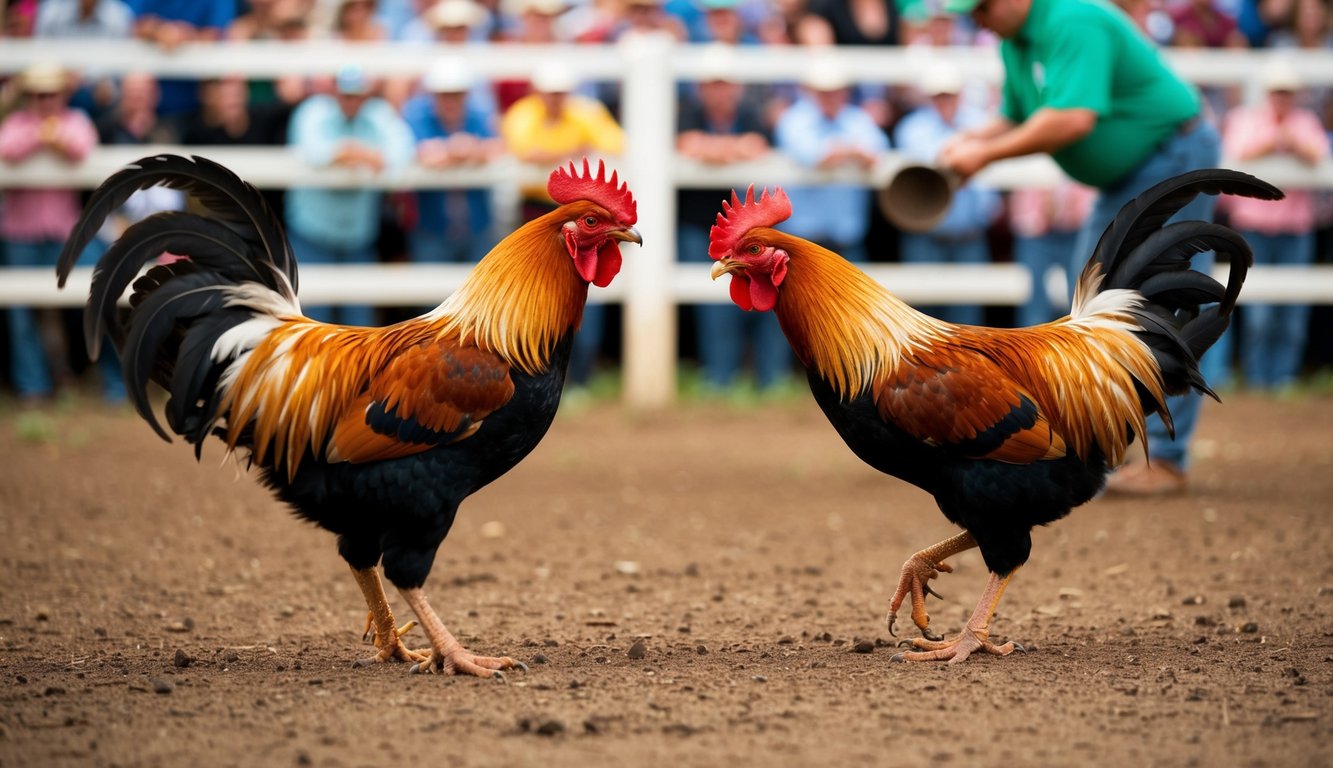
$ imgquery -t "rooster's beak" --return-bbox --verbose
[710,258,739,280]
[610,226,643,245]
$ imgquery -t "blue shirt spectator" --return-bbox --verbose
[35,0,133,38]
[401,59,501,263]
[284,67,414,326]
[775,60,889,259]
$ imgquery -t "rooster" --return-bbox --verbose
[55,155,641,679]
[707,170,1281,663]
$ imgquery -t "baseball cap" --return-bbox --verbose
[335,64,370,95]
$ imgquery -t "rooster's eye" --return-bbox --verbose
[748,244,761,255]
[584,216,597,227]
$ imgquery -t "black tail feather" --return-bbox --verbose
[119,272,236,441]
[56,154,300,449]
[1081,169,1282,406]
[56,154,295,294]
[84,212,260,359]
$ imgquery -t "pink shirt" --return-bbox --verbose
[0,107,98,242]
[1008,181,1097,239]
[1221,103,1330,234]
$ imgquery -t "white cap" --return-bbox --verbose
[531,62,576,93]
[425,0,486,28]
[1260,57,1302,92]
[801,57,852,92]
[510,0,568,15]
[919,63,964,96]
[422,57,474,93]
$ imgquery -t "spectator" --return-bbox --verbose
[284,65,415,326]
[130,0,239,122]
[893,63,1002,325]
[1007,180,1096,326]
[183,74,292,145]
[613,0,688,41]
[774,57,888,264]
[1221,58,1330,392]
[797,0,900,45]
[1170,0,1248,48]
[227,0,308,39]
[330,0,388,40]
[96,72,179,145]
[418,0,499,115]
[499,62,626,387]
[495,0,570,112]
[33,0,135,123]
[0,63,99,404]
[676,45,789,391]
[418,0,493,44]
[403,57,503,264]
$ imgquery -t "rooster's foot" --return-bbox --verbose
[887,553,952,641]
[352,639,431,667]
[890,627,1025,665]
[409,649,530,681]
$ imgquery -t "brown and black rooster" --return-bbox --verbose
[56,155,640,678]
[708,169,1280,663]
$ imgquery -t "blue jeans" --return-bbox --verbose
[679,224,792,388]
[3,239,59,396]
[899,232,990,326]
[1013,230,1078,326]
[1070,120,1222,468]
[2,238,122,401]
[286,228,378,327]
[1238,230,1313,389]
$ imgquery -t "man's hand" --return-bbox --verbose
[938,137,993,182]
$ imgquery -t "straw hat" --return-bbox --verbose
[422,57,475,93]
[20,62,67,94]
[425,0,486,29]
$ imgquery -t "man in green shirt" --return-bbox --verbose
[939,0,1224,497]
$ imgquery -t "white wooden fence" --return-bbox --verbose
[3,40,1333,405]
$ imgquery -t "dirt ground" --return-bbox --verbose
[0,391,1329,768]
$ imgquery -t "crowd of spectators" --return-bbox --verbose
[1,0,1330,405]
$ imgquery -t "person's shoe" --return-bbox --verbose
[1103,460,1187,497]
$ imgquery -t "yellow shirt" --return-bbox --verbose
[500,94,626,201]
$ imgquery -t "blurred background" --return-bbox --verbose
[2,0,1332,409]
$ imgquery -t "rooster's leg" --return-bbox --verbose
[891,570,1025,664]
[887,531,977,641]
[349,567,429,667]
[397,587,528,680]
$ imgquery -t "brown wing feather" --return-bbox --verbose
[876,348,1067,464]
[329,340,514,464]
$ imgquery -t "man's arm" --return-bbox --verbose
[939,107,1096,180]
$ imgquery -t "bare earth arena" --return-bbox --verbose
[0,392,1329,767]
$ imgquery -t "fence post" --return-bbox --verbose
[618,33,678,407]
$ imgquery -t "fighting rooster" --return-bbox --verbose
[56,155,640,678]
[708,170,1280,663]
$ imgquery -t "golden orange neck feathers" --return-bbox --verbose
[766,231,945,399]
[432,208,589,374]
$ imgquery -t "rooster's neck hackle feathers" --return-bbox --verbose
[431,209,589,374]
[772,233,946,398]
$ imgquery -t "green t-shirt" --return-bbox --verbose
[998,0,1200,188]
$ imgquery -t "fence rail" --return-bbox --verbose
[3,40,1333,404]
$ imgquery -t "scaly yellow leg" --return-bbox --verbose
[397,587,527,681]
[349,566,429,667]
[887,531,977,640]
[892,569,1026,664]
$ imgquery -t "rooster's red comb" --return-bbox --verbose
[547,158,637,225]
[708,185,792,260]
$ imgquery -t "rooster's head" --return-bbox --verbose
[708,185,792,312]
[548,158,642,287]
